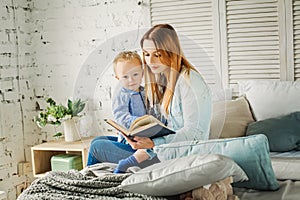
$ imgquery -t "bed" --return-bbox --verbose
[17,156,300,200]
[19,80,300,199]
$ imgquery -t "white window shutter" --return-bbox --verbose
[224,0,281,91]
[293,0,300,80]
[150,0,219,88]
[150,0,297,94]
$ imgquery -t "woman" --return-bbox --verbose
[125,24,212,150]
[87,24,211,168]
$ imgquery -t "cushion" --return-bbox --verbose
[246,112,300,152]
[121,154,248,196]
[154,134,279,191]
[238,80,300,121]
[210,96,254,139]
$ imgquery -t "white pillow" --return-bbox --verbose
[238,80,300,120]
[121,154,248,196]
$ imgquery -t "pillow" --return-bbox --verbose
[154,134,279,191]
[238,80,300,121]
[210,96,254,139]
[246,112,300,152]
[121,154,248,196]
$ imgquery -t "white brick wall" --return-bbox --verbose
[0,0,150,199]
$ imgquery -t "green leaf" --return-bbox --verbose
[67,99,72,112]
[71,99,85,116]
[46,98,56,106]
[34,98,85,129]
[53,132,63,138]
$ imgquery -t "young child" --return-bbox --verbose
[112,51,152,173]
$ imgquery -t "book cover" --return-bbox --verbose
[105,115,175,139]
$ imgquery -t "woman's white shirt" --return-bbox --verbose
[152,69,212,146]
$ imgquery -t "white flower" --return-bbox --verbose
[36,121,44,128]
[62,115,72,121]
[47,115,57,122]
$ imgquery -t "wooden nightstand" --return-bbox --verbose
[31,137,93,177]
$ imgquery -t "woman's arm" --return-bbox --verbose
[125,71,212,149]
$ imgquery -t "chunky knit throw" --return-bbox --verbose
[17,170,168,200]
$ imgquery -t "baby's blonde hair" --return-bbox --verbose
[113,51,142,74]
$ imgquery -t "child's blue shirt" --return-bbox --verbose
[112,86,147,142]
[112,86,157,159]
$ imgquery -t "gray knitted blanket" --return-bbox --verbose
[17,170,168,200]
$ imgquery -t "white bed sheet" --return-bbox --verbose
[270,151,300,180]
[234,180,300,200]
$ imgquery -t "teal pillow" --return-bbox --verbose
[154,134,279,191]
[246,112,300,152]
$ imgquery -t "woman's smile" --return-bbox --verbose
[150,65,159,70]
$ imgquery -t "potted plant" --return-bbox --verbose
[34,98,86,142]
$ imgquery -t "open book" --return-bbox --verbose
[105,115,175,139]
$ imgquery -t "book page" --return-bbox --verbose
[129,115,164,132]
[105,115,174,139]
[105,119,129,135]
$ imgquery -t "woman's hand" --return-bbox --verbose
[122,134,154,150]
[120,132,155,149]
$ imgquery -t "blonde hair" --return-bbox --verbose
[140,24,198,115]
[113,51,142,74]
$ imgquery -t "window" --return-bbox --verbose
[150,0,221,90]
[150,0,298,95]
[293,0,300,80]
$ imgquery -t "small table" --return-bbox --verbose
[31,137,93,177]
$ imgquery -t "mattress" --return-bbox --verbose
[270,151,300,180]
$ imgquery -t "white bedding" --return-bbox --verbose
[270,151,300,180]
[234,180,300,200]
